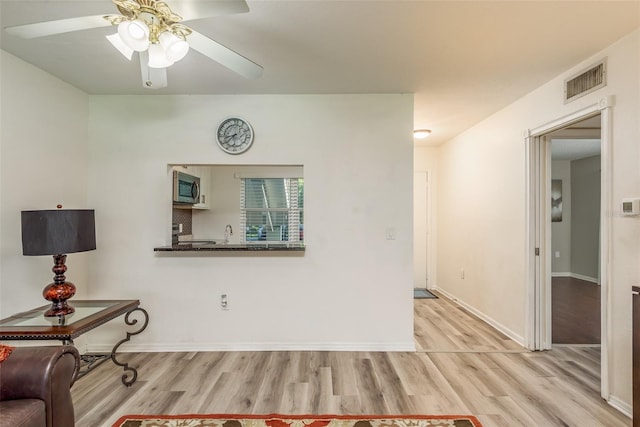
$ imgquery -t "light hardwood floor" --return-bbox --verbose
[71,291,630,427]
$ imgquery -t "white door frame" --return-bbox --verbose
[525,96,613,399]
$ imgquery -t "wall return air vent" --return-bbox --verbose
[564,59,606,103]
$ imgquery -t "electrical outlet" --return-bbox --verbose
[460,269,465,279]
[221,294,229,310]
[555,251,560,258]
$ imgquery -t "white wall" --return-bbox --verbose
[86,94,415,351]
[0,51,91,318]
[436,30,639,408]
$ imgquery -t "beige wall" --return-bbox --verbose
[436,107,527,343]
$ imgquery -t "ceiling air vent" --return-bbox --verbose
[564,60,606,103]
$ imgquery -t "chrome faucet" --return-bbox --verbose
[224,224,233,244]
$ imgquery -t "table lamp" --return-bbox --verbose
[21,207,96,317]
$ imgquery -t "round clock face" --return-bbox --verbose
[216,117,254,154]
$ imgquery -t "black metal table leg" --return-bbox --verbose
[64,338,109,379]
[110,307,149,387]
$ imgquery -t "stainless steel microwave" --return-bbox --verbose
[173,171,200,204]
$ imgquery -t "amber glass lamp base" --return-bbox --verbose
[42,254,76,317]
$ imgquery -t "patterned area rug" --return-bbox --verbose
[111,414,483,427]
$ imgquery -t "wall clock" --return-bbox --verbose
[216,117,254,154]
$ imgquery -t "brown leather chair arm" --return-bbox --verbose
[0,345,80,427]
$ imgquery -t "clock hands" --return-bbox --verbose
[223,125,249,146]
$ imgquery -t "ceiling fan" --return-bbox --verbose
[4,0,263,89]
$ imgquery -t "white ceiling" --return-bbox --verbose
[550,114,601,160]
[551,139,601,161]
[1,1,639,146]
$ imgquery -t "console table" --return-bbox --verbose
[0,300,148,387]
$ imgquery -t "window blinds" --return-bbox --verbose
[240,178,303,243]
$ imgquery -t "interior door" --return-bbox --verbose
[413,171,428,289]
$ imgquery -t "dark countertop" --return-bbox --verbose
[154,242,305,252]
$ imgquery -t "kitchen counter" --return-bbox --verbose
[154,242,305,252]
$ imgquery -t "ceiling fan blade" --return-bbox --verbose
[188,31,263,80]
[139,51,168,89]
[173,0,249,22]
[4,15,111,39]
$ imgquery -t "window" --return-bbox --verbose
[240,178,304,243]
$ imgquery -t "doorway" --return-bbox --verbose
[413,171,429,289]
[526,98,612,398]
[548,116,602,345]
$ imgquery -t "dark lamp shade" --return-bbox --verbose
[21,209,96,256]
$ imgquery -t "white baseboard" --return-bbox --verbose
[607,394,632,419]
[435,287,526,347]
[571,273,599,284]
[551,272,599,284]
[86,341,417,353]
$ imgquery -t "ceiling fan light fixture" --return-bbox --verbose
[118,19,150,51]
[147,43,174,68]
[106,33,134,60]
[159,31,189,63]
[413,129,432,139]
[2,0,265,87]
